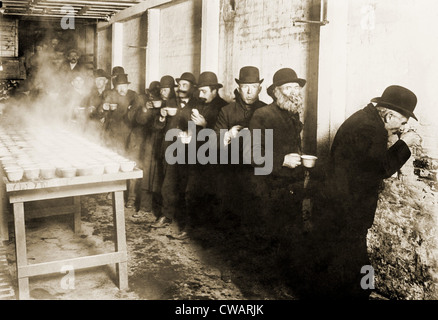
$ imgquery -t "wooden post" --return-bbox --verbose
[73,196,81,234]
[112,190,128,290]
[13,202,29,300]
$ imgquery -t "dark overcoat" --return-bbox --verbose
[322,103,411,233]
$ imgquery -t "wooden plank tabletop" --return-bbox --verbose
[3,169,143,193]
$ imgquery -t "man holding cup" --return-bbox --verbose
[246,68,307,238]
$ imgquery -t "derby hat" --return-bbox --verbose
[147,81,161,101]
[94,69,110,79]
[267,68,306,97]
[111,66,125,77]
[113,73,130,86]
[235,66,264,84]
[176,72,197,85]
[197,71,223,89]
[272,68,306,88]
[371,85,418,120]
[160,75,176,88]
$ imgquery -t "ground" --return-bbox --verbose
[1,193,300,300]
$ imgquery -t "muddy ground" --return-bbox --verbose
[2,193,306,300]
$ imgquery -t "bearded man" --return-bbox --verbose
[246,68,306,240]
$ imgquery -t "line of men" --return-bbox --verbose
[76,65,307,243]
[81,65,423,300]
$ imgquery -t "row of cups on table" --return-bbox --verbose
[1,157,137,182]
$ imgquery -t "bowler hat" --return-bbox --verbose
[235,66,264,84]
[113,74,130,86]
[147,81,161,101]
[94,69,110,79]
[371,85,418,121]
[160,75,176,88]
[197,71,223,89]
[272,68,306,88]
[176,72,197,85]
[267,68,306,97]
[111,66,125,77]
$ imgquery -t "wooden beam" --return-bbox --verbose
[97,0,171,28]
[17,252,127,278]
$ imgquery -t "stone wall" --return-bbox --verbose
[368,155,438,299]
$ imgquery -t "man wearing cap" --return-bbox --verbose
[246,67,307,244]
[309,85,422,300]
[62,48,85,75]
[85,69,111,131]
[214,66,267,227]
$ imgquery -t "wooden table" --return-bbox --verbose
[0,169,142,300]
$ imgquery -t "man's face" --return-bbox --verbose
[238,83,262,105]
[198,86,217,104]
[68,52,80,64]
[160,87,171,100]
[274,82,304,114]
[279,82,301,97]
[95,77,108,91]
[384,111,408,135]
[116,84,129,96]
[177,80,193,99]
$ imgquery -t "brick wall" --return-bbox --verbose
[333,0,438,299]
[218,0,320,153]
[123,14,147,94]
[96,26,112,75]
[158,0,202,79]
[342,0,438,159]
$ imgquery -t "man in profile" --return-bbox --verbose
[312,85,422,299]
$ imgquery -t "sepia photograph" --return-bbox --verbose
[0,0,437,308]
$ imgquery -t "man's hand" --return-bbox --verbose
[102,103,110,111]
[283,153,302,169]
[191,112,207,128]
[88,105,96,114]
[229,125,244,139]
[400,130,422,147]
[160,107,168,118]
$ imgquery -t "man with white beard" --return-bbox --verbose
[246,68,306,241]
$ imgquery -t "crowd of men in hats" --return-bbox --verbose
[4,48,423,299]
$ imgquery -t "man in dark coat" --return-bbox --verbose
[102,73,142,208]
[84,69,111,138]
[246,67,307,244]
[214,66,267,228]
[61,48,86,76]
[310,85,422,300]
[186,71,228,229]
[133,79,167,219]
[150,72,199,239]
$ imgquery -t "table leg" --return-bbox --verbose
[0,182,8,241]
[13,202,29,300]
[73,196,81,233]
[112,191,128,290]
